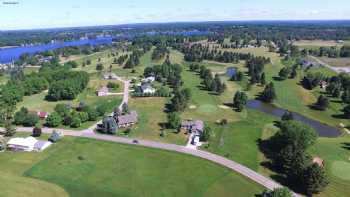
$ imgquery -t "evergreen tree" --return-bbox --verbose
[303,164,329,196]
[314,95,329,111]
[261,82,277,103]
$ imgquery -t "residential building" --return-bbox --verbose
[141,83,156,94]
[37,111,48,119]
[116,111,138,128]
[181,120,204,136]
[97,116,118,134]
[141,76,155,83]
[96,86,109,97]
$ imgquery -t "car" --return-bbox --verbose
[132,139,139,144]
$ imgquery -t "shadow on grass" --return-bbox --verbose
[341,142,350,150]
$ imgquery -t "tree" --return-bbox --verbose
[261,82,277,103]
[54,103,70,117]
[341,90,350,104]
[70,116,82,128]
[96,63,104,71]
[122,103,129,114]
[314,95,329,111]
[343,105,350,118]
[107,82,119,90]
[4,118,16,137]
[261,72,266,85]
[233,91,248,112]
[14,107,28,125]
[303,164,329,196]
[86,107,99,121]
[278,67,291,80]
[46,112,62,127]
[281,111,294,121]
[167,112,181,129]
[200,125,211,142]
[96,103,109,116]
[261,187,292,197]
[23,113,39,127]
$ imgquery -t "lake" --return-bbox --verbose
[0,37,113,64]
[247,100,341,137]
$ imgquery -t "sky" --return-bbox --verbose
[0,0,350,30]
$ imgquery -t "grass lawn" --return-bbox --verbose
[14,136,264,197]
[127,97,188,145]
[310,136,350,197]
[205,110,278,171]
[293,40,345,49]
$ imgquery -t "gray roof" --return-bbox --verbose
[118,111,138,125]
[181,120,204,133]
[141,83,153,91]
[34,141,49,149]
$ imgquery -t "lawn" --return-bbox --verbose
[16,136,264,197]
[127,97,188,145]
[205,110,278,171]
[293,40,345,49]
[309,136,350,197]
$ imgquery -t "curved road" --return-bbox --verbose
[1,126,300,197]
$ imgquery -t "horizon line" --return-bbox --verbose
[2,19,350,32]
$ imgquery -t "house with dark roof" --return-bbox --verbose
[116,111,138,128]
[140,83,156,94]
[97,116,118,134]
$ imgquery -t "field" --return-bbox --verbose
[0,134,264,197]
[319,57,350,67]
[293,40,346,49]
[310,136,350,197]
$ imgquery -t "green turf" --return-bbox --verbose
[22,137,264,197]
[331,161,350,181]
[205,110,277,171]
[309,136,350,197]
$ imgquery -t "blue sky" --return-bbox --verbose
[0,0,350,30]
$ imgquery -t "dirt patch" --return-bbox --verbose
[189,105,197,109]
[218,105,230,109]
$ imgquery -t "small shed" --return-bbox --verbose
[96,86,109,97]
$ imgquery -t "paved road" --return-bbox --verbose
[0,126,300,197]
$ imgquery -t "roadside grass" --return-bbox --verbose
[205,110,278,171]
[309,136,350,197]
[23,137,264,197]
[127,97,188,145]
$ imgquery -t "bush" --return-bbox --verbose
[46,112,62,127]
[107,82,119,90]
[23,113,39,127]
[70,116,82,128]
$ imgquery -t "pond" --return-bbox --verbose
[247,100,341,137]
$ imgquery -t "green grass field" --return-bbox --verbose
[319,57,350,67]
[310,136,350,197]
[0,135,264,197]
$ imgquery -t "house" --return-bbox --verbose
[320,81,328,89]
[96,86,109,97]
[141,83,156,94]
[49,131,64,143]
[37,111,48,119]
[181,120,204,136]
[116,111,138,128]
[103,72,118,80]
[141,76,155,83]
[97,116,118,134]
[7,137,51,152]
[226,67,237,78]
[313,157,325,168]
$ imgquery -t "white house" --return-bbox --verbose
[141,83,156,94]
[141,76,155,83]
[96,86,109,97]
[7,137,52,152]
